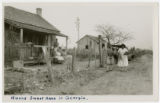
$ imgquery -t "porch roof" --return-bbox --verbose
[4,6,67,37]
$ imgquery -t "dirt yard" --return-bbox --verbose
[4,54,152,95]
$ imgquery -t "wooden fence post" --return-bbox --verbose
[88,41,92,67]
[94,42,97,68]
[98,35,103,67]
[71,47,76,73]
[88,49,91,67]
[46,59,54,83]
[43,46,54,84]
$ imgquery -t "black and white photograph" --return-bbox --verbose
[2,2,159,102]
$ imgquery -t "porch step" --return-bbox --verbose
[23,60,45,66]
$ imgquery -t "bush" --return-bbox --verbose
[128,47,152,61]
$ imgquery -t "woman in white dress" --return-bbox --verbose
[118,44,129,71]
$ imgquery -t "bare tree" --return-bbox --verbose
[96,24,132,45]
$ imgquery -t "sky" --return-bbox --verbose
[4,3,156,50]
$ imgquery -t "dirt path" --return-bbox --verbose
[75,54,153,95]
[8,54,152,95]
[33,54,152,95]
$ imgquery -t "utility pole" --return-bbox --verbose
[75,17,80,49]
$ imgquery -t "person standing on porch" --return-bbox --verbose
[117,44,129,71]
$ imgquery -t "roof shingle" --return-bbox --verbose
[4,6,67,37]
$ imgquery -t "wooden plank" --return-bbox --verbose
[34,45,50,48]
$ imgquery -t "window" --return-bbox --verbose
[85,45,88,49]
[102,43,105,48]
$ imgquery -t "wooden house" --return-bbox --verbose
[76,35,106,56]
[4,6,68,66]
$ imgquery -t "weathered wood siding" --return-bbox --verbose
[77,37,99,55]
[5,23,56,66]
[5,23,20,65]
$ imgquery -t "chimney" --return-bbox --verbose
[36,8,42,16]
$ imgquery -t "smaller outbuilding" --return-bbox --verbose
[76,35,107,56]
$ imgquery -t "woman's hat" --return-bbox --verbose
[121,44,126,48]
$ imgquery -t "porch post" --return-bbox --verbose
[20,28,23,43]
[48,35,51,56]
[19,28,24,66]
[66,37,68,50]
